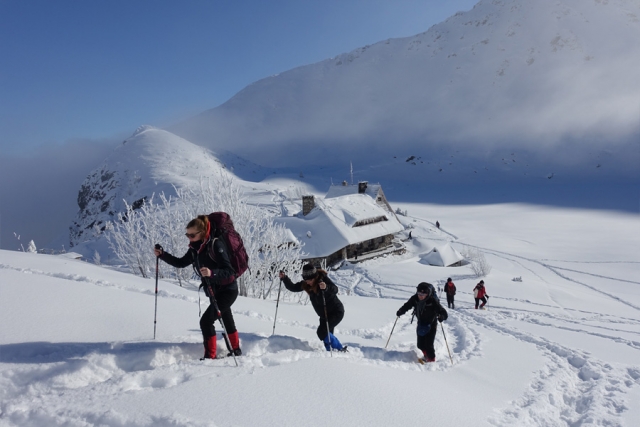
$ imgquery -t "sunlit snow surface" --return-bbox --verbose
[2,201,639,427]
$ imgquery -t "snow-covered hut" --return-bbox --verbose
[325,181,395,215]
[275,193,404,266]
[420,243,464,267]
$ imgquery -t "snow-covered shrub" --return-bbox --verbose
[93,250,101,266]
[106,174,304,300]
[512,276,522,282]
[26,240,37,253]
[461,246,492,278]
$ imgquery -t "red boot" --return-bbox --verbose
[201,335,217,360]
[227,331,242,356]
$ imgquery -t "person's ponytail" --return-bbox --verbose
[186,215,209,234]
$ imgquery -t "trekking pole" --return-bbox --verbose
[321,289,333,357]
[440,322,454,366]
[385,317,399,349]
[272,272,284,336]
[205,278,239,367]
[153,244,162,340]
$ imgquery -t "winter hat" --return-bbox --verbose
[447,278,452,282]
[301,263,318,280]
[416,282,433,296]
[479,280,484,284]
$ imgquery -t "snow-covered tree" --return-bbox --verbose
[106,173,304,300]
[92,250,101,266]
[462,246,492,278]
[26,240,37,253]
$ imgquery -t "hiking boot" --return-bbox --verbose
[426,357,436,363]
[227,348,242,357]
[337,346,349,353]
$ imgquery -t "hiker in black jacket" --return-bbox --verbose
[397,282,448,363]
[154,214,241,360]
[279,264,347,352]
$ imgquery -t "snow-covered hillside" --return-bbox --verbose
[2,202,639,426]
[172,0,640,173]
[69,126,271,247]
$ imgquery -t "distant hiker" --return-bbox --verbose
[436,221,440,229]
[154,214,242,359]
[444,277,456,309]
[409,231,412,239]
[473,280,488,309]
[279,264,347,352]
[396,282,448,363]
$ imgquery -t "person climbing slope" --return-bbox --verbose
[396,282,448,363]
[279,264,347,352]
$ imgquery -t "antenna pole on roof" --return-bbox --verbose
[350,161,353,185]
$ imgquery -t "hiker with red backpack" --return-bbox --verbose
[154,214,246,360]
[278,264,347,352]
[396,282,448,363]
[473,280,488,309]
[443,277,456,309]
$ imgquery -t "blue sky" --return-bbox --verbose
[0,0,477,155]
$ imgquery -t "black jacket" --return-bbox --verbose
[282,274,344,319]
[397,295,448,326]
[159,237,237,295]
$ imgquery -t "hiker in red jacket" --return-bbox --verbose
[473,280,488,309]
[443,277,456,309]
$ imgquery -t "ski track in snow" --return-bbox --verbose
[454,308,640,427]
[463,246,640,312]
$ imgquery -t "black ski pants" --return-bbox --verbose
[475,296,487,309]
[200,288,239,339]
[316,309,345,341]
[417,321,438,360]
[446,294,455,309]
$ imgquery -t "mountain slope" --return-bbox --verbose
[69,126,264,246]
[171,0,640,173]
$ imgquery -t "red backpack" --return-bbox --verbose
[207,212,249,285]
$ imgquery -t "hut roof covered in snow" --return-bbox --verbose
[274,194,403,259]
[420,243,464,267]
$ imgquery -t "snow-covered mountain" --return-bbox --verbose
[69,126,270,247]
[171,0,640,174]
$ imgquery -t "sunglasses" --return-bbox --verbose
[185,232,201,238]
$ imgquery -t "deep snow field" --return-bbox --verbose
[1,201,639,427]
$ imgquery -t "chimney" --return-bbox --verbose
[302,195,315,216]
[358,181,368,194]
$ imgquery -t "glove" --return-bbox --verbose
[438,312,448,322]
[396,311,402,317]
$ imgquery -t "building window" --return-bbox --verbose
[353,216,388,227]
